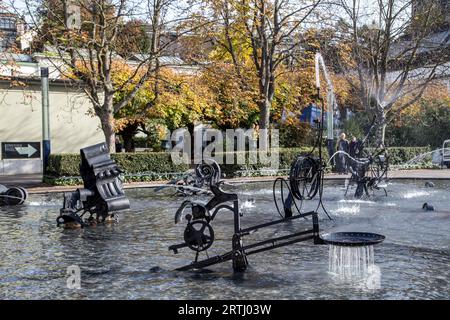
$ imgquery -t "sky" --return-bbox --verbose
[6,0,411,29]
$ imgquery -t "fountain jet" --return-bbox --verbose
[315,52,338,158]
[322,232,384,282]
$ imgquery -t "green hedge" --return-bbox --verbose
[369,146,432,165]
[45,147,326,185]
[44,146,432,185]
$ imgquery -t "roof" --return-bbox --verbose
[391,30,450,57]
[129,54,186,65]
[42,45,124,60]
[0,53,34,63]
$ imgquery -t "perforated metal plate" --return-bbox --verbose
[320,232,385,246]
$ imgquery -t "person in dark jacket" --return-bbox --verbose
[115,136,123,153]
[349,136,358,158]
[336,133,349,174]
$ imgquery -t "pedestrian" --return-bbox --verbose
[349,135,358,158]
[336,132,349,174]
[115,136,123,153]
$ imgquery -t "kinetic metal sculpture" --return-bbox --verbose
[169,181,324,272]
[0,184,28,206]
[155,159,222,196]
[169,89,334,272]
[168,79,387,271]
[345,149,389,198]
[57,143,130,227]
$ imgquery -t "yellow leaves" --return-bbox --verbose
[390,81,449,127]
[115,117,144,132]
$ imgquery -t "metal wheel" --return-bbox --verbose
[289,156,320,200]
[4,187,27,205]
[184,220,214,252]
[195,159,221,185]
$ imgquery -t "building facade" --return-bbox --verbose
[0,12,27,52]
[0,78,105,175]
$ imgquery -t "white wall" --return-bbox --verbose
[0,82,105,174]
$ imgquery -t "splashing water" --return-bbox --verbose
[333,204,360,215]
[315,53,338,140]
[338,199,376,205]
[406,147,450,164]
[329,245,375,279]
[402,190,430,199]
[390,147,450,170]
[240,199,256,212]
[328,151,368,166]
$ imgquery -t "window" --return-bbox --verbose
[0,17,16,31]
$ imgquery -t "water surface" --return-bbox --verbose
[0,180,449,299]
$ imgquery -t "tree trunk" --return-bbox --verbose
[99,97,116,153]
[101,115,116,153]
[259,98,271,130]
[120,123,139,152]
[375,110,387,147]
[122,131,134,153]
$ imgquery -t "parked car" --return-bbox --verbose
[432,139,450,168]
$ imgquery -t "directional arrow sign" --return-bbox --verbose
[2,142,41,159]
[15,144,38,158]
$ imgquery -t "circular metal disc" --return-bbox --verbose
[320,232,385,246]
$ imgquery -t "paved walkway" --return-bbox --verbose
[1,169,449,194]
[0,174,44,188]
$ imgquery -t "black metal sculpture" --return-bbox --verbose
[345,148,389,198]
[320,232,385,246]
[155,159,222,196]
[169,90,331,272]
[272,106,332,220]
[169,181,324,272]
[57,142,130,227]
[342,115,390,198]
[0,184,28,206]
[168,84,385,272]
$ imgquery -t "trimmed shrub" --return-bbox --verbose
[44,146,431,185]
[367,146,432,165]
[46,152,190,178]
[45,147,327,185]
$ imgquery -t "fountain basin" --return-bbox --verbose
[0,179,448,299]
[320,232,385,246]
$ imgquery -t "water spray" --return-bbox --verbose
[315,52,336,160]
[165,53,385,275]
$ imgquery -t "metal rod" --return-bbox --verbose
[176,252,234,271]
[245,235,315,256]
[239,211,316,234]
[233,200,240,234]
[242,229,314,251]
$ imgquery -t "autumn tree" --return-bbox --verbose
[15,0,203,152]
[200,0,322,133]
[332,0,449,145]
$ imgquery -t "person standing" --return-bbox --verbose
[349,136,358,158]
[336,133,349,174]
[115,136,123,153]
